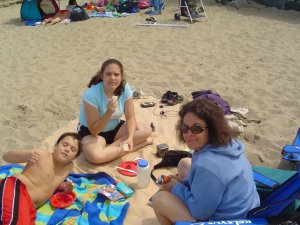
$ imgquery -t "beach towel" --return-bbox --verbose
[0,164,130,225]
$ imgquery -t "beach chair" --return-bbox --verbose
[178,0,207,23]
[175,167,300,225]
[282,128,300,170]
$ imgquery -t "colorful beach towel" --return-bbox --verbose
[0,164,130,225]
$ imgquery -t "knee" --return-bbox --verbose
[83,150,104,164]
[152,191,167,210]
[178,158,191,179]
[82,141,106,164]
[141,123,152,138]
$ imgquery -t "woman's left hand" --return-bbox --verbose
[161,177,178,192]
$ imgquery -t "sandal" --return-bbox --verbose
[167,92,184,106]
[161,91,172,103]
[145,17,156,24]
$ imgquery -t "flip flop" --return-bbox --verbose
[145,17,156,24]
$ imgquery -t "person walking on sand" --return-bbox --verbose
[77,58,152,164]
[152,99,259,224]
[1,132,82,225]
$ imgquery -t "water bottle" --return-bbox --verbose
[137,159,150,188]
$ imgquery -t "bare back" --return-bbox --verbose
[13,150,73,208]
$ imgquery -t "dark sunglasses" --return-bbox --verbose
[179,124,207,134]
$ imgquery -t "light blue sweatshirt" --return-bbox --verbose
[171,138,260,220]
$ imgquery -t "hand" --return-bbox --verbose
[27,151,40,165]
[161,177,178,192]
[122,138,133,151]
[168,174,182,182]
[107,98,118,114]
[63,180,74,192]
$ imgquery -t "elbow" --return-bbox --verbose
[88,126,99,136]
[2,152,10,163]
[90,130,99,136]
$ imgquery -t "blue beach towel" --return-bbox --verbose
[90,12,116,18]
[0,164,130,225]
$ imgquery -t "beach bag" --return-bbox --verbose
[70,6,90,21]
[38,0,60,18]
[21,0,43,21]
[138,0,149,9]
[116,1,138,13]
[191,90,231,115]
[151,150,192,182]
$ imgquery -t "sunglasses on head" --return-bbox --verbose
[179,124,207,134]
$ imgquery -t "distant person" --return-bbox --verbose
[152,99,260,224]
[1,132,82,225]
[41,0,77,25]
[77,58,152,164]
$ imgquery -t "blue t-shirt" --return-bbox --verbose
[79,82,132,132]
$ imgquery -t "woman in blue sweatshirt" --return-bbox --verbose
[152,99,260,224]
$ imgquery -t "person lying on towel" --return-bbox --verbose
[152,99,260,224]
[0,132,82,225]
[77,58,152,164]
[41,0,77,25]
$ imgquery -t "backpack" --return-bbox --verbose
[191,90,231,115]
[116,1,139,13]
[138,0,149,9]
[38,0,60,19]
[70,6,90,21]
[151,150,192,182]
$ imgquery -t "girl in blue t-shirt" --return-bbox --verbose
[77,59,152,163]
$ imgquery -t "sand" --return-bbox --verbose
[0,0,300,223]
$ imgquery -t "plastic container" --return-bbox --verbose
[137,159,150,188]
[116,182,134,197]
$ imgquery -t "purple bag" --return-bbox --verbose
[191,90,231,115]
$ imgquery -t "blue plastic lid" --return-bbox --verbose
[138,159,148,167]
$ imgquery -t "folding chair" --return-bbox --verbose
[178,0,207,23]
[282,128,300,170]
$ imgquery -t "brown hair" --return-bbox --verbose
[87,59,126,96]
[68,0,77,5]
[176,99,233,147]
[55,132,82,158]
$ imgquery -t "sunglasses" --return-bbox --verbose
[179,124,207,134]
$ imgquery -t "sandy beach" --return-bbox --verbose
[0,0,300,223]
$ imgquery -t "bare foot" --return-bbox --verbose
[133,137,153,152]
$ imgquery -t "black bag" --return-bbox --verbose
[116,1,138,13]
[70,6,90,22]
[151,150,192,182]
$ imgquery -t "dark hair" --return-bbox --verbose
[55,132,82,158]
[87,59,126,96]
[176,99,233,147]
[68,0,77,5]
